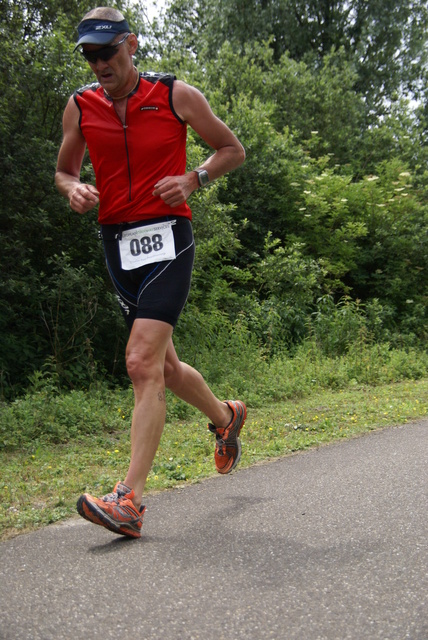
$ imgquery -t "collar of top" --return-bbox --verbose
[74,18,130,51]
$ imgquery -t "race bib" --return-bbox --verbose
[119,221,176,271]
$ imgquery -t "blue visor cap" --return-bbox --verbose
[74,18,130,51]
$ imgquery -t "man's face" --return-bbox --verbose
[82,33,135,93]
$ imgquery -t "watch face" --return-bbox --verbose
[198,170,209,186]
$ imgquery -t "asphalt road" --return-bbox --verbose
[1,420,427,640]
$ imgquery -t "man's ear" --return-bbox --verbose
[127,33,139,56]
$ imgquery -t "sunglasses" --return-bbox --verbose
[80,33,130,64]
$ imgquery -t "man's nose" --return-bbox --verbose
[95,58,110,70]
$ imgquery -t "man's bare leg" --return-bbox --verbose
[123,319,173,507]
[164,338,233,428]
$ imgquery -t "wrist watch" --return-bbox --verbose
[194,169,210,187]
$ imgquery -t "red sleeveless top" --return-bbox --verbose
[74,72,192,224]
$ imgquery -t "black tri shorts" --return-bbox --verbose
[100,216,195,331]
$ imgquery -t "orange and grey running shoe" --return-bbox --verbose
[208,400,247,474]
[77,482,145,538]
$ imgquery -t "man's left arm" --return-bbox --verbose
[152,81,245,208]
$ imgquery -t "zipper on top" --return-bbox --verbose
[113,99,132,202]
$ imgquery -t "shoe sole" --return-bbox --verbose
[77,495,142,538]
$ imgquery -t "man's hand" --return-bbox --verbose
[153,173,198,208]
[69,183,100,214]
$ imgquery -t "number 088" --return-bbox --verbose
[129,234,164,256]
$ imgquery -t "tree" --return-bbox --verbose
[0,0,426,397]
[162,0,428,113]
[0,0,128,396]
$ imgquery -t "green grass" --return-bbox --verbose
[1,378,427,541]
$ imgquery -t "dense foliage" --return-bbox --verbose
[0,0,427,399]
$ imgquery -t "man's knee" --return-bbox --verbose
[126,350,164,385]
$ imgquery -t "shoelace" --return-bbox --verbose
[102,489,129,503]
[216,433,226,456]
[102,491,119,503]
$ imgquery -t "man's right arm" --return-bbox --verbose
[55,96,100,214]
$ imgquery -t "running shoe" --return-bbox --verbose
[208,400,247,474]
[77,482,145,538]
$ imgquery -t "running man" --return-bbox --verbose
[55,6,247,538]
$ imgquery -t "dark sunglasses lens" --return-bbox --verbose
[82,47,117,64]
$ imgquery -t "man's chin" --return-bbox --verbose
[98,74,115,87]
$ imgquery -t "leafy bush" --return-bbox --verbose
[0,381,134,451]
[1,2,427,397]
[2,337,426,453]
